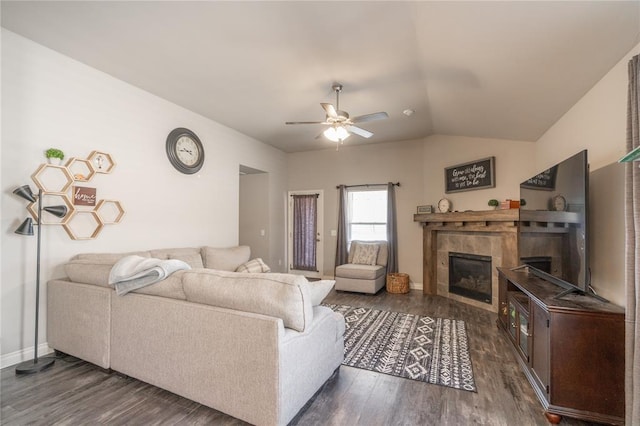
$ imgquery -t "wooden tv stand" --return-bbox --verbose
[497,268,624,424]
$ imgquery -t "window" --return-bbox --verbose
[347,189,387,242]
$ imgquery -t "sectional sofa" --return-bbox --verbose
[47,246,345,426]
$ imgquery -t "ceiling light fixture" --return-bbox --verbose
[403,109,415,117]
[323,125,351,143]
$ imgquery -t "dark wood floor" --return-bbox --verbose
[2,290,601,425]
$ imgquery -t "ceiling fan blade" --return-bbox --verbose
[351,112,389,123]
[285,121,326,125]
[321,103,338,118]
[347,125,373,138]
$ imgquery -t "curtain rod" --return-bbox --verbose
[335,182,400,189]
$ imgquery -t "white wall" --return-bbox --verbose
[534,41,640,306]
[239,173,270,262]
[423,135,536,211]
[0,30,287,362]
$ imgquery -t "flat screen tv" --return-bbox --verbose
[519,150,590,295]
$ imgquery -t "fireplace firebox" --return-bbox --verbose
[520,256,552,274]
[449,252,492,304]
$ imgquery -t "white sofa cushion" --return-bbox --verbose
[182,270,313,332]
[65,259,114,288]
[202,246,251,271]
[65,259,188,299]
[149,247,204,269]
[308,280,335,305]
[168,253,204,269]
[335,263,387,280]
[73,251,151,263]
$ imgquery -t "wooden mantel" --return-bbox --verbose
[414,209,520,228]
[414,209,521,295]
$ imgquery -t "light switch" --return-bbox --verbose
[330,230,337,237]
[260,229,266,237]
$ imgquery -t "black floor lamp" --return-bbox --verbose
[13,185,68,375]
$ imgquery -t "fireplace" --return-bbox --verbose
[449,252,492,304]
[520,256,552,274]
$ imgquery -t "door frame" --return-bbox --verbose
[287,189,323,278]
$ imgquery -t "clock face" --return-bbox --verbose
[438,198,451,213]
[166,128,204,174]
[553,195,567,211]
[176,136,201,166]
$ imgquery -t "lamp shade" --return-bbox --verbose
[13,185,37,202]
[15,218,34,236]
[43,205,68,218]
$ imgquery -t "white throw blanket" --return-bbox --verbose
[109,255,191,296]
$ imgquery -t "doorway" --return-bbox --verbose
[239,165,269,263]
[288,190,323,279]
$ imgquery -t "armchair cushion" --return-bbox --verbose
[351,243,380,265]
[335,263,386,280]
[348,240,388,267]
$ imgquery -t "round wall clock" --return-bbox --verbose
[166,128,204,174]
[552,195,567,211]
[438,198,451,213]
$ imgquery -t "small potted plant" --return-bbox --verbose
[45,148,65,165]
[488,199,499,210]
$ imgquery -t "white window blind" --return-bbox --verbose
[347,189,387,242]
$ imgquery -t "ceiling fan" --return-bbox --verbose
[285,83,389,145]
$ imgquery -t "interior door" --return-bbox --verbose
[288,190,323,278]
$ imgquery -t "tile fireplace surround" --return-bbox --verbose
[414,210,520,313]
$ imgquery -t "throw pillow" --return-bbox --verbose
[309,280,335,306]
[169,253,204,269]
[235,258,271,273]
[351,243,380,265]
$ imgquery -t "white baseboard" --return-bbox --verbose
[1,343,54,369]
[410,282,424,291]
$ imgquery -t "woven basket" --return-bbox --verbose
[386,273,410,294]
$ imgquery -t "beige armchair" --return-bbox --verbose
[334,240,388,294]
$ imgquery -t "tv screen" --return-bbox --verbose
[519,150,589,293]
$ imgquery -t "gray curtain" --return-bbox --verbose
[292,194,318,271]
[335,185,349,268]
[386,182,398,273]
[626,54,640,425]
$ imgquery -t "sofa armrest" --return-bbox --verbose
[47,280,111,368]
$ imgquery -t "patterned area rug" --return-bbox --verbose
[324,304,476,392]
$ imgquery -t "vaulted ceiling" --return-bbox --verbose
[2,1,639,152]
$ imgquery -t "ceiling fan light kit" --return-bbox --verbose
[285,83,389,148]
[324,126,350,143]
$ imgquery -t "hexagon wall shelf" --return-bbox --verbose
[31,164,74,193]
[24,152,122,240]
[63,211,104,240]
[95,200,125,224]
[66,157,96,182]
[27,193,76,225]
[88,151,116,174]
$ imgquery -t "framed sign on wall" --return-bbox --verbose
[445,156,495,193]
